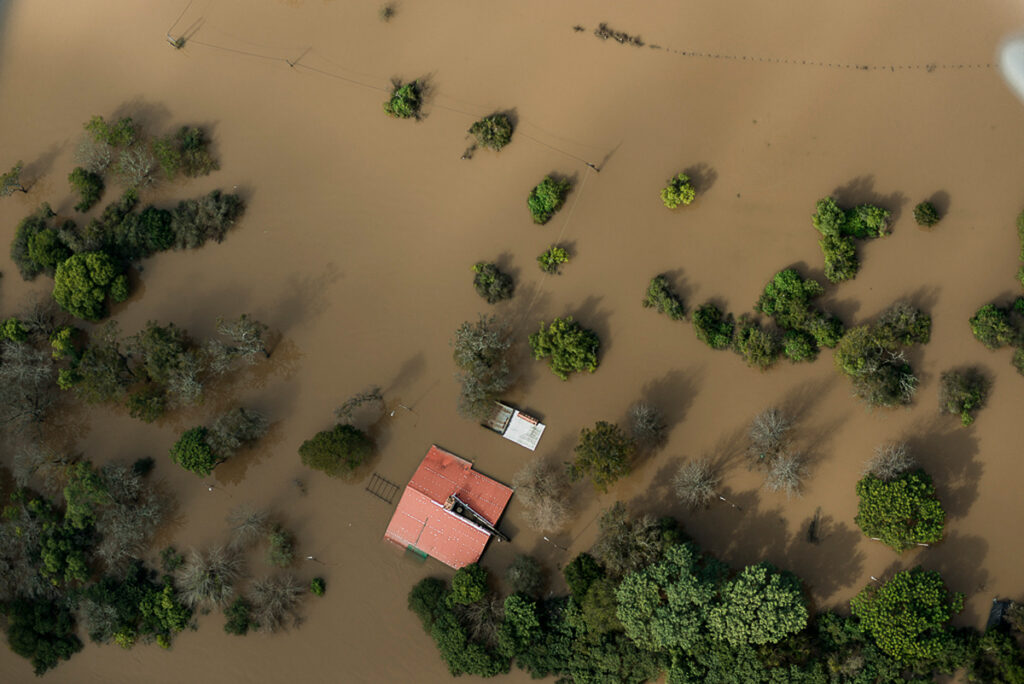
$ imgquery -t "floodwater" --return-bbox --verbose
[2,0,1024,681]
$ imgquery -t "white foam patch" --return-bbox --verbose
[999,35,1024,103]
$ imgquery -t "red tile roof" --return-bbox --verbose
[384,445,512,569]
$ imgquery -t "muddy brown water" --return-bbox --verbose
[2,0,1024,681]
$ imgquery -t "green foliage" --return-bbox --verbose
[68,167,105,212]
[452,314,511,419]
[223,597,256,635]
[0,317,29,343]
[580,578,623,636]
[844,203,891,239]
[692,302,734,350]
[913,201,940,227]
[527,176,571,224]
[938,368,990,426]
[783,330,817,362]
[169,190,245,249]
[529,316,600,380]
[310,577,326,596]
[731,316,782,370]
[383,80,422,119]
[175,126,219,177]
[451,564,489,605]
[298,423,374,477]
[755,268,843,362]
[850,566,963,661]
[834,303,930,408]
[52,251,129,321]
[85,115,137,147]
[63,462,111,530]
[969,303,1018,349]
[10,203,62,279]
[537,245,570,274]
[819,233,859,283]
[855,469,945,551]
[570,421,634,491]
[471,262,514,303]
[0,160,27,196]
[497,594,540,657]
[591,504,674,579]
[563,552,605,599]
[160,546,184,573]
[812,196,889,282]
[642,274,685,320]
[408,577,448,630]
[660,172,696,209]
[266,528,295,567]
[169,427,219,477]
[469,114,513,151]
[505,554,543,597]
[2,598,83,675]
[707,562,808,647]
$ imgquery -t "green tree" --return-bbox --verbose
[383,80,422,119]
[707,562,808,647]
[10,203,60,279]
[969,303,1018,349]
[207,407,269,460]
[563,552,604,598]
[855,469,945,551]
[505,554,543,597]
[580,578,623,636]
[223,597,256,635]
[0,317,28,343]
[660,172,695,208]
[169,190,245,249]
[692,302,734,349]
[310,577,326,596]
[2,598,83,675]
[731,316,782,370]
[266,527,295,567]
[63,461,111,530]
[84,115,137,147]
[68,167,105,212]
[1,161,28,196]
[469,114,513,151]
[169,427,219,476]
[452,314,511,419]
[642,274,685,320]
[497,594,540,657]
[914,201,940,227]
[569,421,634,491]
[527,176,571,224]
[938,368,990,426]
[298,423,374,476]
[850,567,963,661]
[451,563,488,605]
[591,503,674,578]
[52,251,129,321]
[820,233,860,283]
[472,262,514,303]
[537,245,570,274]
[529,316,600,380]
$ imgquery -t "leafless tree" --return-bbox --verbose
[454,593,504,648]
[249,573,304,633]
[0,340,58,430]
[12,445,75,494]
[674,459,720,510]
[591,502,663,578]
[748,408,791,465]
[226,504,270,551]
[75,137,113,174]
[177,546,244,609]
[764,452,806,498]
[864,442,915,482]
[207,407,269,460]
[93,463,164,570]
[116,146,157,187]
[216,314,271,364]
[512,457,572,532]
[629,402,667,451]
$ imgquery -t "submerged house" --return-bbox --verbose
[482,401,546,451]
[383,445,512,569]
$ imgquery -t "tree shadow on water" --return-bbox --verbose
[832,176,907,224]
[903,416,981,520]
[639,366,705,434]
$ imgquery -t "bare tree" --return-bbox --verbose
[207,407,269,460]
[75,137,113,174]
[12,445,76,494]
[454,593,503,648]
[335,386,384,426]
[591,502,664,579]
[748,408,791,465]
[764,452,806,498]
[165,349,205,406]
[674,459,720,510]
[0,161,28,196]
[226,504,270,551]
[93,463,164,570]
[249,573,304,633]
[216,314,271,363]
[177,546,244,609]
[0,340,58,430]
[864,442,915,482]
[629,402,667,451]
[512,457,572,532]
[116,146,157,187]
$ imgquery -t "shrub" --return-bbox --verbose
[68,167,105,212]
[160,546,185,573]
[537,245,570,274]
[0,317,28,343]
[451,564,488,605]
[384,80,422,119]
[175,126,219,177]
[169,427,219,476]
[0,160,27,196]
[913,201,940,227]
[266,528,295,567]
[1014,348,1024,376]
[52,251,130,321]
[379,3,396,21]
[642,274,685,320]
[812,197,889,282]
[938,368,990,426]
[223,597,255,635]
[310,577,326,596]
[692,302,734,350]
[569,421,634,492]
[527,176,571,224]
[732,316,782,369]
[660,172,696,209]
[505,555,542,596]
[855,469,945,551]
[469,114,513,151]
[472,262,514,303]
[10,203,61,279]
[528,316,600,380]
[85,115,137,147]
[843,204,891,239]
[969,303,1018,349]
[298,423,373,477]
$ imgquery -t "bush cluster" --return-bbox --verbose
[384,80,422,119]
[938,368,990,426]
[811,196,890,283]
[660,172,695,209]
[468,114,513,151]
[641,274,685,320]
[471,262,514,304]
[528,316,599,380]
[913,201,940,227]
[527,176,571,225]
[755,268,844,362]
[855,468,945,551]
[536,245,570,274]
[298,423,374,477]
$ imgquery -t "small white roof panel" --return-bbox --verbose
[501,410,546,451]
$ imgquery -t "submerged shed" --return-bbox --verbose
[383,445,512,569]
[482,401,546,451]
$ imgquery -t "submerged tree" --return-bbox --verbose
[298,423,373,477]
[764,452,806,498]
[1,161,28,196]
[226,505,270,552]
[248,574,304,633]
[864,442,915,482]
[569,421,634,492]
[452,315,512,419]
[674,459,721,509]
[512,456,572,532]
[628,402,667,452]
[177,547,244,609]
[591,502,666,579]
[529,316,600,380]
[938,367,990,426]
[747,408,791,466]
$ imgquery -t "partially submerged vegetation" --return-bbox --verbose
[811,196,890,283]
[527,176,571,225]
[384,80,423,119]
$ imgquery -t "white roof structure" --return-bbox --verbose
[501,410,546,451]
